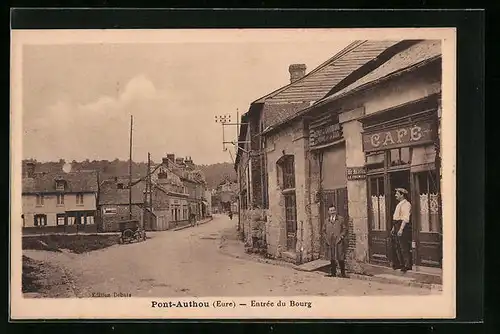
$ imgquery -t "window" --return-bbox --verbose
[57,214,67,226]
[416,170,441,233]
[389,147,411,167]
[366,152,385,170]
[369,176,386,231]
[56,180,65,191]
[284,193,297,250]
[76,193,84,205]
[34,214,47,226]
[86,215,95,225]
[57,194,65,205]
[36,194,44,206]
[277,155,295,189]
[241,189,248,210]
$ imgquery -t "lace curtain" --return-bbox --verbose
[419,192,440,232]
[371,195,385,230]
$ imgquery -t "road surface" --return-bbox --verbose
[23,214,437,297]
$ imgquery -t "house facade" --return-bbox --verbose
[98,177,154,232]
[261,40,443,272]
[145,154,208,230]
[236,40,403,251]
[22,162,99,233]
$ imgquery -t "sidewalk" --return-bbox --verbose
[173,216,214,231]
[218,227,442,291]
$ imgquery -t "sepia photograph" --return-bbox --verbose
[10,28,456,319]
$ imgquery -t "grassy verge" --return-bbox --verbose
[23,234,120,254]
[22,255,43,293]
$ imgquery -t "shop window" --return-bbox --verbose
[390,147,411,167]
[369,177,386,231]
[34,214,47,226]
[416,170,440,233]
[87,215,95,225]
[366,152,385,170]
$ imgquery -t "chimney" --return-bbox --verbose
[26,162,36,178]
[185,156,195,169]
[289,64,307,83]
[162,157,169,166]
[166,153,175,162]
[175,157,185,167]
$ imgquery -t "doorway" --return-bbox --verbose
[367,169,410,266]
[320,188,348,260]
[388,170,411,218]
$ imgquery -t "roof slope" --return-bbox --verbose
[257,40,401,105]
[262,40,442,135]
[22,170,99,194]
[321,40,442,103]
[99,179,145,205]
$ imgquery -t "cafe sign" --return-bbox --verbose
[347,166,367,181]
[362,120,435,152]
[310,123,342,147]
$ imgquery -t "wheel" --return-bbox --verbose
[122,229,134,243]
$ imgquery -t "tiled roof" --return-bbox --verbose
[321,40,442,103]
[22,170,98,194]
[262,40,442,135]
[255,40,401,105]
[99,179,145,205]
[263,101,311,130]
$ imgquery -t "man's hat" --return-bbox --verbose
[395,187,408,195]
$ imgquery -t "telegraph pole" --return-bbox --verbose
[129,115,133,220]
[215,110,250,230]
[148,152,153,226]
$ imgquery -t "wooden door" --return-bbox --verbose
[320,188,348,260]
[367,175,389,265]
[414,170,442,267]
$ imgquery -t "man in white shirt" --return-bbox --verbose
[390,187,413,273]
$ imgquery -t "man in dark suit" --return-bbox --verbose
[323,205,348,278]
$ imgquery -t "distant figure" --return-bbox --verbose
[189,208,197,227]
[228,211,233,220]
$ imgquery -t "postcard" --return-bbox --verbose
[10,27,456,319]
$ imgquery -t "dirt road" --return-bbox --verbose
[23,214,437,297]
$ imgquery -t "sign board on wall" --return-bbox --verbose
[310,123,342,147]
[103,207,117,215]
[347,167,367,181]
[362,120,435,152]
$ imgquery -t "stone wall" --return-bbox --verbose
[265,119,310,263]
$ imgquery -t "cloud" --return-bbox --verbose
[24,75,169,161]
[79,74,162,113]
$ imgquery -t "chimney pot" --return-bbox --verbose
[289,64,307,83]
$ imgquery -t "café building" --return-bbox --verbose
[312,40,443,272]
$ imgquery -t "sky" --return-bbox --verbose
[22,35,351,165]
